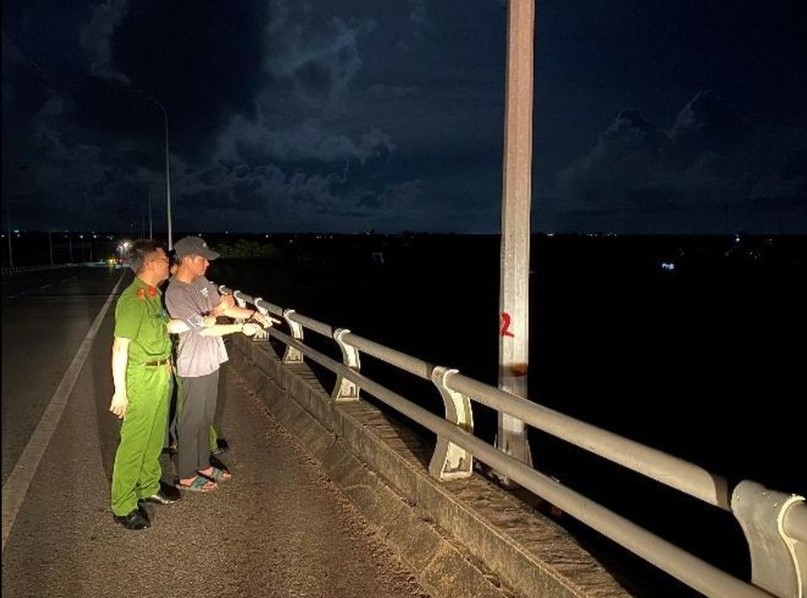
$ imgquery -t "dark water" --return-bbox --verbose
[209,233,806,595]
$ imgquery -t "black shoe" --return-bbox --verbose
[114,507,150,530]
[139,481,182,505]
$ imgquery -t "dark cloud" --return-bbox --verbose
[2,0,805,234]
[555,92,807,233]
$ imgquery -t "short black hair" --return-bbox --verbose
[127,239,164,274]
[167,248,181,267]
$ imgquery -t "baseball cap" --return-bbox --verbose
[173,236,220,260]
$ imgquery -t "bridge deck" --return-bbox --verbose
[1,267,429,598]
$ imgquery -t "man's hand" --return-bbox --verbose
[202,315,217,328]
[109,391,129,419]
[251,312,281,329]
[241,322,262,337]
[213,294,236,316]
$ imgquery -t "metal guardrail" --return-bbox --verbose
[220,284,806,598]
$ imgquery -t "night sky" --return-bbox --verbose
[2,0,806,234]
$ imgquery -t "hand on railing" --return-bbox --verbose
[241,322,263,337]
[249,312,281,329]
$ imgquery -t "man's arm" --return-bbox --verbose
[217,300,281,328]
[109,336,131,419]
[166,282,260,337]
[205,287,274,333]
[214,294,256,321]
[166,316,215,334]
[211,293,236,317]
[198,321,262,337]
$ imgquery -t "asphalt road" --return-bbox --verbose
[1,265,430,598]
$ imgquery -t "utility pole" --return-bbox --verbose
[5,203,12,267]
[148,189,153,240]
[496,0,535,478]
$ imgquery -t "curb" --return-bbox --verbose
[229,336,631,598]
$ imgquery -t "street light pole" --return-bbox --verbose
[5,202,12,267]
[148,188,153,240]
[133,89,173,250]
[101,80,174,249]
[151,97,173,250]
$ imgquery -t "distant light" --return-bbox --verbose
[661,262,675,271]
[547,232,555,237]
[735,234,741,243]
[13,229,20,234]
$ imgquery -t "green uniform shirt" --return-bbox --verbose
[114,277,171,363]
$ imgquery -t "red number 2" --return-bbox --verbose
[500,312,515,338]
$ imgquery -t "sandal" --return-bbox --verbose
[199,467,231,483]
[177,475,217,492]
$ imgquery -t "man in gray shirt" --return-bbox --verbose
[165,236,267,491]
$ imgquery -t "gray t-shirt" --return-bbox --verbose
[165,276,228,377]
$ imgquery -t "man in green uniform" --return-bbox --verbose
[109,239,189,529]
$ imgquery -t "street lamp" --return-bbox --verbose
[4,202,12,268]
[150,96,173,251]
[98,78,174,249]
[133,89,173,250]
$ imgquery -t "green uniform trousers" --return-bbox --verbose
[111,364,173,516]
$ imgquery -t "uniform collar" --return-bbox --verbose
[134,277,161,298]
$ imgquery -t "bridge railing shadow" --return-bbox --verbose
[219,282,805,598]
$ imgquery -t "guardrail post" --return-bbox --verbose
[281,309,304,364]
[732,480,806,598]
[429,367,473,480]
[232,290,247,309]
[332,328,360,402]
[229,290,267,341]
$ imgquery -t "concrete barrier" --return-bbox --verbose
[228,335,632,598]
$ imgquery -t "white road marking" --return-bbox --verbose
[1,271,127,552]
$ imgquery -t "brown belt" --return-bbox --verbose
[142,357,172,367]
